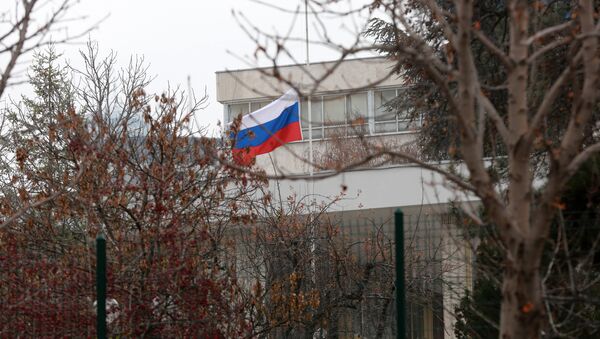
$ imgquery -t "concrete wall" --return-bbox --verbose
[268,163,478,213]
[216,57,404,102]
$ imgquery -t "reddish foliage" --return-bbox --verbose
[0,86,261,337]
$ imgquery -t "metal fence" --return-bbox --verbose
[3,209,596,338]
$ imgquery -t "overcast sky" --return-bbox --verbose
[25,0,374,135]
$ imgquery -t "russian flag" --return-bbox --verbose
[230,89,302,164]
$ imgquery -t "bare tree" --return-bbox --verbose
[0,1,99,231]
[234,0,600,337]
[232,187,463,338]
[0,44,264,337]
[0,0,96,98]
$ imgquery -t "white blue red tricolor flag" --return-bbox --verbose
[231,89,302,164]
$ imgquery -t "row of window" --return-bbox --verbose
[225,88,419,139]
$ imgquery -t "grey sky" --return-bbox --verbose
[39,0,374,135]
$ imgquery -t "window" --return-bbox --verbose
[300,93,369,139]
[347,92,369,136]
[300,99,323,139]
[322,95,347,138]
[228,103,249,124]
[323,95,345,125]
[226,100,271,124]
[375,89,399,133]
[225,88,414,140]
[374,89,397,121]
[374,88,415,134]
[348,92,368,120]
[251,101,269,112]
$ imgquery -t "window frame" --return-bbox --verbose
[374,87,417,135]
[224,87,418,141]
[225,99,272,125]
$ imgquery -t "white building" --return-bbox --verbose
[217,57,475,339]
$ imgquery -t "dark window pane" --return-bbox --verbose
[228,103,249,123]
[323,95,345,125]
[301,128,308,139]
[374,89,398,122]
[300,98,323,128]
[250,101,269,112]
[347,92,368,120]
[301,127,323,140]
[300,99,308,127]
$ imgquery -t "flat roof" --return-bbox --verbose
[216,56,404,102]
[215,56,388,74]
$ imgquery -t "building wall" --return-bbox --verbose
[255,132,416,176]
[267,163,477,212]
[216,57,403,102]
[216,58,475,339]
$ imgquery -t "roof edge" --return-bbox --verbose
[215,56,388,74]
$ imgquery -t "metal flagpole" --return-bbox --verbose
[305,0,317,287]
[96,234,107,339]
[187,75,193,113]
[305,0,313,175]
[395,209,406,339]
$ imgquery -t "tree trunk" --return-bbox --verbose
[499,239,545,339]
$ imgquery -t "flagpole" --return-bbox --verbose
[187,75,193,113]
[305,0,313,177]
[305,0,317,288]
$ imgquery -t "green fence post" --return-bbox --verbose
[395,208,406,339]
[96,234,107,339]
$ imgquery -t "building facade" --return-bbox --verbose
[216,57,475,339]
